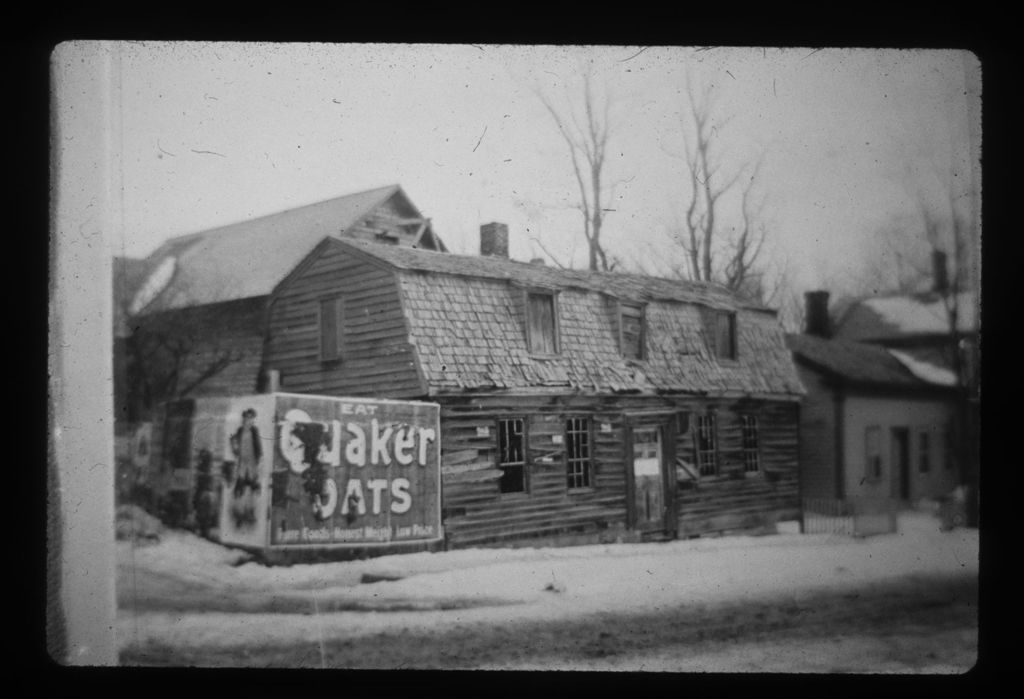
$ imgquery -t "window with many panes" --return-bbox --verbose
[695,413,718,476]
[741,414,760,474]
[565,417,592,489]
[620,303,646,360]
[865,426,882,479]
[497,418,526,494]
[917,429,931,473]
[527,292,558,354]
[319,297,344,362]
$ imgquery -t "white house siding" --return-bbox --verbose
[842,395,957,502]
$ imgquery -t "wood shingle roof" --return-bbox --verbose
[329,238,804,397]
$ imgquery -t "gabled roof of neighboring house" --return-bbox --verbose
[833,291,978,343]
[318,238,803,397]
[133,184,443,314]
[787,333,954,390]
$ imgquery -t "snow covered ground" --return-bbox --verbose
[116,511,978,671]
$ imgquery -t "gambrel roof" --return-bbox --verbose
[317,238,805,398]
[133,184,445,314]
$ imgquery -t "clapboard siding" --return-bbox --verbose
[670,397,801,537]
[265,246,424,399]
[437,394,632,547]
[792,364,838,499]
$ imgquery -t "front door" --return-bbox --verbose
[631,426,668,532]
[891,427,911,501]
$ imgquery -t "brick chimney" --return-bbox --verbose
[480,222,509,258]
[932,249,949,294]
[804,290,831,338]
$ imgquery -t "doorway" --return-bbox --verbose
[629,424,672,533]
[891,427,911,501]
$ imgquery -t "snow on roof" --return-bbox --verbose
[888,349,958,387]
[852,292,977,339]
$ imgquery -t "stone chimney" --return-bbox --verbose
[480,222,509,258]
[804,290,831,338]
[932,249,949,294]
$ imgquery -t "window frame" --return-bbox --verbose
[694,412,718,477]
[714,311,738,361]
[564,416,593,490]
[318,296,345,363]
[740,414,761,475]
[525,289,561,356]
[496,416,528,495]
[917,428,931,474]
[865,425,883,480]
[619,302,647,360]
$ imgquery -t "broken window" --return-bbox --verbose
[620,303,646,360]
[497,418,526,494]
[695,412,718,476]
[527,291,558,354]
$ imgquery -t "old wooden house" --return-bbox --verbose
[261,225,806,547]
[118,184,445,421]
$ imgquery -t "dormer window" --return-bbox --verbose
[526,291,559,355]
[619,303,646,360]
[706,310,737,360]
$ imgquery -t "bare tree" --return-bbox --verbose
[538,72,624,272]
[667,76,772,300]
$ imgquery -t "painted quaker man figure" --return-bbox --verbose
[229,407,262,527]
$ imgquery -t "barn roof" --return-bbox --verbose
[112,256,154,337]
[833,291,978,343]
[787,333,953,389]
[325,238,802,397]
[134,184,439,314]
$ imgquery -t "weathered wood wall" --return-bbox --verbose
[670,396,802,537]
[265,245,424,399]
[436,393,802,548]
[437,393,633,548]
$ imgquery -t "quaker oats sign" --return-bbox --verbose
[270,393,441,548]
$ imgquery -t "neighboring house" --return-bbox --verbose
[118,184,445,420]
[831,251,979,394]
[262,226,806,547]
[788,291,961,505]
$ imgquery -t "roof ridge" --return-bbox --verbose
[145,183,402,254]
[335,236,755,304]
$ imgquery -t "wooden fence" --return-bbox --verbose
[802,497,898,537]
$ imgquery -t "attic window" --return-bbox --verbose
[620,303,646,360]
[709,311,737,360]
[526,291,559,355]
[319,297,344,362]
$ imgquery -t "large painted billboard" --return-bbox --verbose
[150,393,442,550]
[269,394,441,547]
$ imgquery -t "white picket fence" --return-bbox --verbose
[802,497,898,537]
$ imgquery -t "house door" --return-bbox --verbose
[630,425,670,533]
[891,427,911,501]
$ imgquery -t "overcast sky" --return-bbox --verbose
[74,42,979,296]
